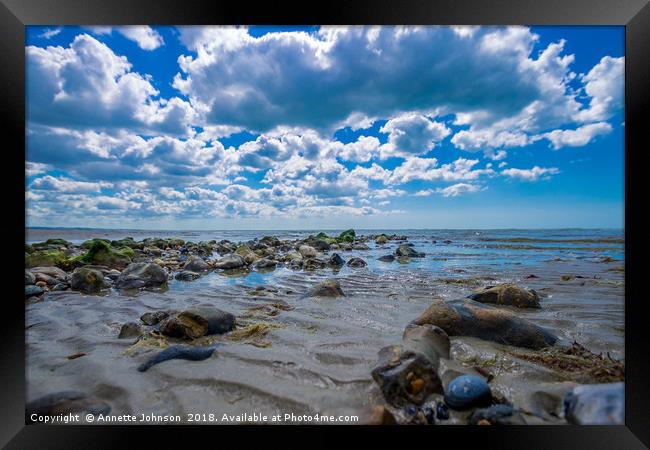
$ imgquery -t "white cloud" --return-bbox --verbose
[435,183,482,197]
[86,26,164,50]
[544,122,612,149]
[30,175,113,193]
[39,28,61,39]
[501,166,560,181]
[574,56,624,123]
[379,113,451,158]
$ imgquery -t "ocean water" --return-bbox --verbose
[25,228,624,423]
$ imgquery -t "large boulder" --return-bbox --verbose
[303,257,328,271]
[25,250,68,269]
[30,266,67,281]
[160,307,235,339]
[375,234,388,245]
[346,257,367,267]
[411,298,557,349]
[115,262,167,289]
[328,253,345,267]
[183,255,210,272]
[306,279,345,298]
[77,239,133,269]
[469,284,541,309]
[298,245,318,258]
[213,254,246,270]
[564,383,624,425]
[253,259,277,271]
[337,229,356,243]
[395,244,425,258]
[70,267,105,294]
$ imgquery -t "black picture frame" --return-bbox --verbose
[2,0,647,447]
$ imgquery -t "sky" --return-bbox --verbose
[25,25,624,230]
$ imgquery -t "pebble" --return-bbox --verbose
[444,375,492,410]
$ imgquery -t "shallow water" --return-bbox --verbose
[25,229,624,423]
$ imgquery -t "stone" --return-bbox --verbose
[183,255,210,272]
[298,245,318,258]
[564,382,624,425]
[303,257,328,271]
[338,229,356,243]
[160,307,236,339]
[312,239,331,251]
[375,235,388,245]
[328,253,345,267]
[378,254,396,263]
[253,259,277,271]
[346,257,367,267]
[395,244,425,258]
[26,391,110,423]
[140,311,169,326]
[118,322,143,339]
[307,279,345,298]
[70,267,105,294]
[175,270,201,281]
[444,375,492,410]
[411,298,557,349]
[468,284,541,308]
[436,402,450,420]
[468,404,526,425]
[25,285,45,298]
[25,270,36,285]
[213,254,246,270]
[30,266,67,281]
[115,262,167,289]
[137,345,217,372]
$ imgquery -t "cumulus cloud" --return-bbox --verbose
[573,56,624,123]
[86,26,164,50]
[30,175,113,193]
[544,122,612,149]
[27,34,193,135]
[379,113,451,158]
[501,166,560,181]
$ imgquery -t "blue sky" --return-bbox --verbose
[25,26,624,230]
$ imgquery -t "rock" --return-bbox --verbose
[436,402,450,420]
[378,254,396,262]
[375,235,388,244]
[338,229,356,243]
[213,254,246,270]
[371,325,448,407]
[298,245,318,258]
[411,298,557,349]
[303,257,328,271]
[78,239,133,269]
[137,345,218,372]
[160,307,236,339]
[35,281,47,288]
[288,259,304,270]
[328,253,345,267]
[468,284,541,309]
[395,244,425,258]
[115,262,167,289]
[118,322,143,339]
[260,236,280,246]
[444,375,492,410]
[175,270,201,281]
[402,324,451,359]
[30,266,67,280]
[312,239,331,251]
[183,255,210,272]
[140,311,169,326]
[253,259,277,271]
[307,279,345,298]
[25,270,36,285]
[70,267,105,293]
[25,250,68,269]
[564,382,624,425]
[346,257,367,267]
[25,285,45,298]
[51,283,68,291]
[468,404,526,425]
[26,391,110,423]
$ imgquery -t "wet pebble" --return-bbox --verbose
[444,375,492,410]
[118,322,143,339]
[436,401,449,420]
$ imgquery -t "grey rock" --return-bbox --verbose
[328,253,345,267]
[183,255,210,272]
[25,270,36,285]
[253,258,277,271]
[346,257,367,267]
[118,322,143,339]
[564,382,624,425]
[70,267,105,293]
[175,270,201,281]
[469,284,541,309]
[140,311,169,326]
[115,262,167,289]
[213,254,246,270]
[395,244,425,258]
[378,254,396,262]
[25,285,45,298]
